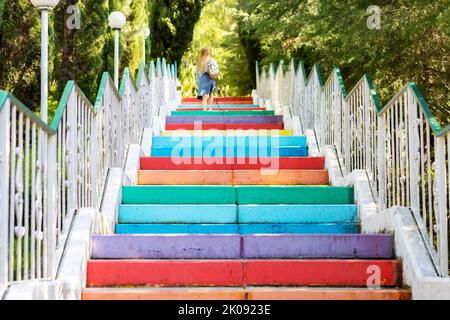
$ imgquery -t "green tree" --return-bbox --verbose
[237,0,450,125]
[0,0,52,111]
[120,0,150,75]
[0,0,6,29]
[180,0,252,97]
[149,0,207,63]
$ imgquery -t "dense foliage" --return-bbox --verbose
[0,0,448,124]
[236,0,450,126]
[180,0,252,97]
[0,0,205,113]
[149,0,207,64]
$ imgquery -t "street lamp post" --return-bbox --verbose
[143,27,150,66]
[108,11,127,89]
[30,0,61,124]
[30,0,61,279]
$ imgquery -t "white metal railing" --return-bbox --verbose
[0,58,178,293]
[256,59,449,276]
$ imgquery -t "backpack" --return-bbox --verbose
[207,62,219,80]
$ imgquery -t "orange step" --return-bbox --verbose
[82,287,410,300]
[82,288,246,300]
[138,170,233,185]
[137,170,329,185]
[233,170,329,185]
[246,287,411,300]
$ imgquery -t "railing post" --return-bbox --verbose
[91,111,99,208]
[378,113,386,211]
[0,99,11,290]
[66,90,78,217]
[343,98,351,173]
[46,132,57,278]
[407,87,421,215]
[364,82,371,171]
[435,135,448,276]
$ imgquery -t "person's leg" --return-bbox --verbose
[202,95,208,111]
[207,93,214,110]
[207,83,215,110]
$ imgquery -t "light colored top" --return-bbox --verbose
[196,58,219,82]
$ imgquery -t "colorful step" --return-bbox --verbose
[160,130,294,136]
[91,234,393,260]
[242,234,394,259]
[238,224,360,235]
[236,186,354,204]
[176,107,265,111]
[232,170,328,185]
[166,115,283,124]
[122,186,236,205]
[246,288,411,300]
[87,260,245,287]
[171,110,274,116]
[138,170,234,185]
[245,260,402,287]
[140,157,325,170]
[115,223,360,235]
[238,205,357,224]
[182,97,253,103]
[151,146,308,157]
[137,170,329,186]
[166,123,284,130]
[91,235,241,259]
[152,136,307,148]
[116,224,241,235]
[87,260,402,287]
[82,288,247,300]
[82,287,411,301]
[121,186,354,205]
[119,205,237,223]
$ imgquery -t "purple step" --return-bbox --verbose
[242,234,394,259]
[91,235,241,259]
[166,115,283,124]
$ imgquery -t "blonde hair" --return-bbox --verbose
[197,47,211,72]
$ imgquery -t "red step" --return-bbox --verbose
[140,157,326,171]
[166,123,284,130]
[245,260,402,287]
[87,260,244,287]
[87,260,402,288]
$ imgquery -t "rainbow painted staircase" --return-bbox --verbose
[82,97,411,300]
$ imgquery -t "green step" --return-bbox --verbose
[236,186,354,205]
[171,110,275,117]
[122,186,236,204]
[121,186,354,205]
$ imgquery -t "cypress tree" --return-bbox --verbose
[72,0,109,101]
[149,0,207,63]
[0,0,50,111]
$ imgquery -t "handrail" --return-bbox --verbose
[0,91,51,133]
[256,57,449,276]
[0,58,179,290]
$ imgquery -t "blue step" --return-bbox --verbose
[238,205,357,224]
[119,205,237,224]
[115,223,360,235]
[152,136,307,148]
[151,146,308,157]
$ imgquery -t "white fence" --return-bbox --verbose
[0,58,178,295]
[257,59,449,276]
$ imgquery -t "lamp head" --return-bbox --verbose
[108,11,127,30]
[30,0,61,10]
